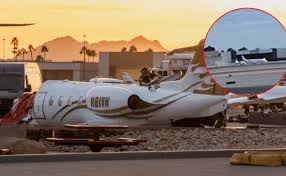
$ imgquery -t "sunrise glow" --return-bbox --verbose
[0,0,285,58]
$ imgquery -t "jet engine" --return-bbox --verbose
[127,95,153,110]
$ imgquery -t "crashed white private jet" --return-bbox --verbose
[25,42,228,127]
[240,56,268,65]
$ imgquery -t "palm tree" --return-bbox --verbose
[238,47,248,51]
[80,46,87,62]
[20,48,28,61]
[204,46,215,51]
[227,48,235,52]
[121,47,127,52]
[16,50,21,60]
[90,49,97,62]
[145,48,153,53]
[35,54,44,62]
[86,49,92,62]
[28,44,34,61]
[129,45,137,52]
[10,37,18,60]
[41,45,49,61]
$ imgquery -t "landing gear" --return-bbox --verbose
[171,112,226,128]
[213,112,226,128]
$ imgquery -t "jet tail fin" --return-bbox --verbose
[160,40,215,93]
[162,40,229,95]
[241,55,249,64]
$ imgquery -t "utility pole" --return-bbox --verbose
[2,38,5,59]
[83,34,86,81]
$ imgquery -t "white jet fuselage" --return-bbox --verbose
[32,80,227,126]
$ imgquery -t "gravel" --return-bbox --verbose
[42,127,286,152]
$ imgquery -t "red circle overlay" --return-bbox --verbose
[203,7,286,97]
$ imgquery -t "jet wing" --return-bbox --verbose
[64,124,128,129]
[228,86,286,106]
[228,96,252,105]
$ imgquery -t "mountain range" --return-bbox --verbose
[29,35,167,62]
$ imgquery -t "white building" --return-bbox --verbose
[165,53,194,75]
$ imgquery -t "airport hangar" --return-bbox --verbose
[98,51,167,81]
[205,48,286,67]
[38,62,98,82]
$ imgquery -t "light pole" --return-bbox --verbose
[2,38,5,59]
[83,34,86,81]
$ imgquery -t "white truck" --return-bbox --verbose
[0,62,42,116]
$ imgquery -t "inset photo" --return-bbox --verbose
[204,8,286,95]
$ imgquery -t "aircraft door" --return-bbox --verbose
[33,92,47,119]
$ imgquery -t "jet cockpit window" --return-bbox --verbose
[49,96,55,106]
[58,96,64,106]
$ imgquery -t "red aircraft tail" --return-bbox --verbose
[0,92,36,124]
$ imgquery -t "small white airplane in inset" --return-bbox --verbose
[235,59,247,65]
[240,56,268,65]
[25,41,228,127]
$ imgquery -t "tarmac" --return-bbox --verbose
[1,158,286,176]
[2,148,286,175]
[2,148,286,163]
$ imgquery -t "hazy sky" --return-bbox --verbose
[205,8,286,51]
[0,0,286,57]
